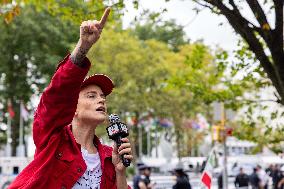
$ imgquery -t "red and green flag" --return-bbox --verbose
[200,146,218,189]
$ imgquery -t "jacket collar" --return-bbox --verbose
[67,124,112,159]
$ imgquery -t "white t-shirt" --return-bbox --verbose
[72,148,102,189]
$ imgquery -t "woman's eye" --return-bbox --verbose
[88,94,96,98]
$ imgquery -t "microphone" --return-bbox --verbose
[106,114,131,167]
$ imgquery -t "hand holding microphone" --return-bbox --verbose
[107,114,132,168]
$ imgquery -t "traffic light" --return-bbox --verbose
[226,127,233,136]
[212,125,225,142]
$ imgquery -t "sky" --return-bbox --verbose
[122,0,240,52]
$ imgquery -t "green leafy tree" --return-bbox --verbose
[86,25,229,158]
[131,19,190,52]
[0,0,119,24]
[0,6,79,155]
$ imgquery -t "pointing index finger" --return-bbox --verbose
[99,7,110,28]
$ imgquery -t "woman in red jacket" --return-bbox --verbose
[9,7,132,189]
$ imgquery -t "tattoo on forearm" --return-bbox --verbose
[70,46,89,68]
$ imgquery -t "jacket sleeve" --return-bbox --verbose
[33,54,91,153]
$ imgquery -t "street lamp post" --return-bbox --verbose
[221,103,228,189]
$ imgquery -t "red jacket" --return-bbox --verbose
[9,55,131,189]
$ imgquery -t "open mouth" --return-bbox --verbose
[96,107,106,113]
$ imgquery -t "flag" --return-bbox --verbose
[7,99,15,118]
[20,101,29,121]
[158,118,173,128]
[200,146,218,189]
[183,119,200,129]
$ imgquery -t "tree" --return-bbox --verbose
[0,6,79,155]
[0,0,118,24]
[131,19,190,52]
[86,25,230,158]
[191,0,284,105]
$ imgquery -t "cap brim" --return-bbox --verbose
[81,74,114,96]
[138,165,152,170]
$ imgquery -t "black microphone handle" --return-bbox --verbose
[115,136,131,167]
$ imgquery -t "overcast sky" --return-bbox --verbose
[122,0,240,52]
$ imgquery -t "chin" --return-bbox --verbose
[95,113,107,123]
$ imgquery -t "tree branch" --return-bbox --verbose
[245,0,273,46]
[245,0,270,28]
[200,0,284,103]
[238,99,280,104]
[272,0,283,52]
[228,0,239,13]
[192,0,214,10]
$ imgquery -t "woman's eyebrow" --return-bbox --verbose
[86,91,98,94]
[86,91,105,97]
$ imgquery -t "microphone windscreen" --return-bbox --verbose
[109,114,120,124]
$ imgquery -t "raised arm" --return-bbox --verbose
[33,8,111,153]
[71,8,110,66]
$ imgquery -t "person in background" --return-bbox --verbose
[276,166,284,189]
[172,166,191,189]
[257,165,269,189]
[133,163,146,189]
[217,171,223,189]
[136,164,154,189]
[267,165,282,189]
[250,167,260,189]
[234,167,249,189]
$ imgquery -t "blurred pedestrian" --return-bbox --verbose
[135,164,154,189]
[8,7,133,189]
[133,163,148,189]
[217,172,223,189]
[172,166,191,189]
[250,167,260,189]
[269,165,283,189]
[257,165,269,189]
[234,167,249,189]
[276,166,284,189]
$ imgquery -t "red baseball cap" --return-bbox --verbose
[81,74,114,96]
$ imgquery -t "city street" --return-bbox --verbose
[128,176,237,189]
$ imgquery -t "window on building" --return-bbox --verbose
[13,166,19,174]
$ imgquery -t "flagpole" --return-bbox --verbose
[199,145,217,189]
[138,124,142,158]
[147,124,150,157]
[155,119,158,158]
[6,115,11,156]
[221,102,228,189]
[18,102,25,156]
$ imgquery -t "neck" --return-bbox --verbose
[72,118,98,154]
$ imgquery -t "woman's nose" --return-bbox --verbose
[98,96,106,103]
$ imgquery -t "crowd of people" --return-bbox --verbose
[132,163,284,189]
[217,164,284,189]
[133,163,191,189]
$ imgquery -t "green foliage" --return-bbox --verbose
[0,6,78,100]
[131,19,189,52]
[0,0,123,24]
[0,5,79,153]
[86,27,229,157]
